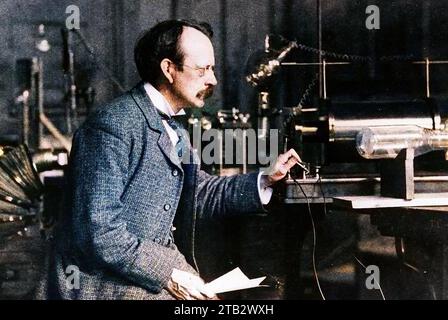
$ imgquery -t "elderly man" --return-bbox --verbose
[36,19,301,300]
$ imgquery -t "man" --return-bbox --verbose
[36,19,301,300]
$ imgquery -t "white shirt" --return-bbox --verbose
[143,82,273,205]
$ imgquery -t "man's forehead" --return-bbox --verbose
[179,26,215,63]
[180,26,211,43]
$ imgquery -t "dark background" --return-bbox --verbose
[1,0,448,300]
[2,0,448,140]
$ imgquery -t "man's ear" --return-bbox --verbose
[160,59,175,84]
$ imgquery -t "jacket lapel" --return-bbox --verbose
[131,82,183,171]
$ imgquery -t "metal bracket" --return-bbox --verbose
[380,148,415,200]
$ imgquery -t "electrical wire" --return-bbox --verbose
[290,40,417,115]
[272,34,417,62]
[296,73,319,110]
[400,257,436,299]
[354,255,386,300]
[294,41,416,62]
[317,175,328,216]
[292,176,326,300]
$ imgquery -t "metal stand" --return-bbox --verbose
[16,58,43,152]
[61,28,77,134]
[380,148,415,200]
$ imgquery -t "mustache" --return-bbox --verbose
[197,87,214,99]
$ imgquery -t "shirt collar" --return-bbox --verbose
[143,82,186,117]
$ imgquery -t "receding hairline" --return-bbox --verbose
[177,26,214,60]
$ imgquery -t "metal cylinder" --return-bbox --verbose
[328,100,443,143]
[294,98,448,163]
[356,125,448,159]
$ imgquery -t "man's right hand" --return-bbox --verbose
[166,268,217,300]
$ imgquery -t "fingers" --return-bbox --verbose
[276,159,296,178]
[285,149,310,173]
[285,148,302,163]
[265,148,306,186]
[168,269,216,300]
[284,155,299,171]
[198,285,217,299]
[278,149,302,165]
[167,283,207,300]
[166,284,184,300]
[271,148,304,180]
[188,287,208,300]
[277,152,289,164]
[283,149,305,171]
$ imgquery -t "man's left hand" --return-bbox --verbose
[261,148,302,187]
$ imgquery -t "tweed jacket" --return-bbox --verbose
[35,82,264,300]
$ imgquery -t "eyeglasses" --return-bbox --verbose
[175,63,215,77]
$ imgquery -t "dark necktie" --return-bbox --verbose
[158,111,189,159]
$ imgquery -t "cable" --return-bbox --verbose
[354,255,386,300]
[292,176,326,300]
[294,41,416,62]
[290,40,417,113]
[291,41,417,114]
[296,73,319,110]
[317,175,328,216]
[402,262,436,300]
[399,255,437,299]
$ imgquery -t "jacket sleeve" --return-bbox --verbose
[195,170,265,219]
[69,119,187,293]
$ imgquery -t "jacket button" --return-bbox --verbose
[164,204,171,211]
[171,226,177,232]
[172,170,178,177]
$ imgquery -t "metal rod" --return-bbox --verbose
[323,59,327,99]
[37,58,44,149]
[317,0,323,99]
[426,57,430,98]
[282,60,448,66]
[67,30,77,134]
[301,108,319,112]
[286,175,448,184]
[242,129,247,174]
[39,113,72,152]
[21,90,30,146]
[412,60,448,64]
[30,59,38,151]
[281,62,350,66]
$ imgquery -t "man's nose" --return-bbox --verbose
[205,70,217,86]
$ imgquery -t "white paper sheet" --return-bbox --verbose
[203,267,267,294]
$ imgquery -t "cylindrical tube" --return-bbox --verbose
[328,100,438,143]
[356,125,448,159]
